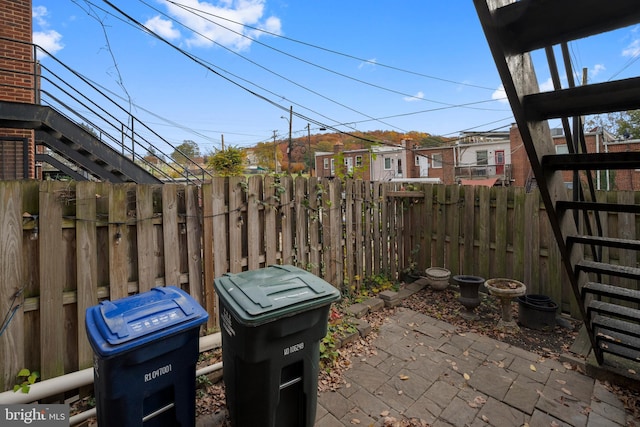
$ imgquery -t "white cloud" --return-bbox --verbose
[32,5,64,54]
[539,77,555,92]
[591,64,605,77]
[622,39,640,58]
[492,84,507,103]
[403,91,424,102]
[144,16,181,40]
[163,0,281,51]
[33,30,64,55]
[32,5,49,27]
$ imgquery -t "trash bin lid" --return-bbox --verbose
[86,286,208,356]
[214,265,341,325]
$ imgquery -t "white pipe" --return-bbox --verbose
[199,332,221,352]
[69,407,96,425]
[0,332,222,405]
[66,361,224,426]
[0,368,94,404]
[196,361,223,377]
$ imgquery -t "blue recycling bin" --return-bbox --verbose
[85,286,208,427]
[214,265,341,427]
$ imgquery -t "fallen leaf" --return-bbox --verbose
[481,415,490,422]
[629,369,637,375]
[556,379,566,385]
[561,387,572,396]
[380,410,390,417]
[463,373,470,381]
[399,374,409,380]
[530,364,537,372]
[474,396,487,405]
[350,418,360,424]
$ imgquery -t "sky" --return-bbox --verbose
[31,0,640,156]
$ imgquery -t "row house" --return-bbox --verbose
[315,124,640,191]
[315,144,406,181]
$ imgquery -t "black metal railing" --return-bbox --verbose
[0,36,213,184]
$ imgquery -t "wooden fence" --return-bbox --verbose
[1,177,638,391]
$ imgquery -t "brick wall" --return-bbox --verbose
[0,0,35,179]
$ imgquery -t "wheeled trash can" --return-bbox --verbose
[214,265,341,427]
[85,286,208,427]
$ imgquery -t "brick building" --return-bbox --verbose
[314,126,640,191]
[0,0,36,179]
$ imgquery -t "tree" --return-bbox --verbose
[208,146,246,176]
[615,110,640,139]
[587,110,640,139]
[253,140,282,171]
[171,140,200,165]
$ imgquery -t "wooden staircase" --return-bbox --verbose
[475,0,640,367]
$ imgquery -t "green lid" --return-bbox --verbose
[214,265,341,325]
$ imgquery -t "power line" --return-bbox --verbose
[160,0,503,111]
[164,0,498,92]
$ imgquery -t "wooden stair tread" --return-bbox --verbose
[568,235,640,251]
[541,152,640,171]
[596,338,640,362]
[492,0,640,55]
[577,260,640,280]
[593,315,640,339]
[582,282,640,304]
[588,300,640,323]
[524,77,640,121]
[556,200,640,214]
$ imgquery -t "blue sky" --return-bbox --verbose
[31,1,640,155]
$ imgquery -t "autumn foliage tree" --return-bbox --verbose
[208,146,246,176]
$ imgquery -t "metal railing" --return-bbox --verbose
[0,36,213,185]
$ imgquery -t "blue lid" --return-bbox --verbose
[86,286,208,356]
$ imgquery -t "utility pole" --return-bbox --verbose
[272,130,279,173]
[221,134,225,151]
[280,106,293,173]
[306,123,312,176]
[287,106,293,173]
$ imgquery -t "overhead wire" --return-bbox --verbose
[163,0,498,92]
[135,0,409,132]
[158,0,505,112]
[94,0,511,152]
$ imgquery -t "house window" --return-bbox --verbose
[476,150,488,165]
[330,158,335,173]
[355,155,363,167]
[556,144,569,154]
[432,153,442,168]
[384,157,392,170]
[323,158,329,169]
[415,155,420,166]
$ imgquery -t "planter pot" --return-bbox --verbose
[452,275,484,320]
[425,267,451,291]
[401,271,421,284]
[517,295,558,330]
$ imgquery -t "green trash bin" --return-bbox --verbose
[214,265,341,427]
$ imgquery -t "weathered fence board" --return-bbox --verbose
[5,177,640,392]
[0,182,23,391]
[75,182,98,371]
